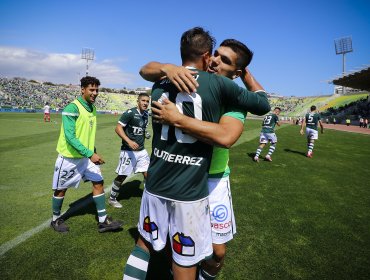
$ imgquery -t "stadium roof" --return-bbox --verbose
[331,66,370,91]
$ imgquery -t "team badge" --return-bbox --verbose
[172,232,195,256]
[143,216,158,240]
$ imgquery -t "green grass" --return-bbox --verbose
[0,113,369,279]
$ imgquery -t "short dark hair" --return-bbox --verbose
[138,93,150,100]
[80,76,100,88]
[310,105,317,111]
[274,107,281,111]
[220,39,254,69]
[180,27,216,62]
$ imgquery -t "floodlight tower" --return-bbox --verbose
[334,37,353,94]
[81,48,95,76]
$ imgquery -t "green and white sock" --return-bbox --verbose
[123,245,150,280]
[52,195,64,221]
[308,142,314,153]
[255,148,262,158]
[267,144,276,156]
[93,193,107,223]
[109,181,121,200]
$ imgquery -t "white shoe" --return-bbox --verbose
[265,155,272,162]
[254,156,259,162]
[108,198,122,208]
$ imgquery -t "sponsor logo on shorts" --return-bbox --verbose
[216,230,232,237]
[143,216,158,240]
[212,221,232,230]
[172,232,195,256]
[211,204,228,222]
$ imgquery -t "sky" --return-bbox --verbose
[0,0,369,97]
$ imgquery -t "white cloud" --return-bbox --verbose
[0,46,137,87]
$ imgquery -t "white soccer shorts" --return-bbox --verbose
[259,132,278,144]
[115,149,150,176]
[208,177,236,244]
[306,128,318,140]
[137,190,213,267]
[52,155,103,190]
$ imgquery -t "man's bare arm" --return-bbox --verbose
[152,99,244,148]
[240,68,265,92]
[115,123,139,150]
[139,62,198,93]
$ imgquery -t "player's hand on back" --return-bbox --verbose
[162,64,199,93]
[152,98,183,125]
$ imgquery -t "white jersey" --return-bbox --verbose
[44,105,50,114]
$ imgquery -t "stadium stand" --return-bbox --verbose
[332,66,370,92]
[0,77,139,113]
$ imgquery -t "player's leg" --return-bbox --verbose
[169,199,213,280]
[134,149,150,184]
[83,159,123,232]
[109,150,135,208]
[307,139,315,157]
[51,155,83,233]
[200,177,235,279]
[265,134,277,161]
[51,189,69,232]
[92,181,123,232]
[123,236,151,280]
[172,262,197,280]
[254,143,265,162]
[124,191,170,279]
[108,174,127,208]
[199,243,225,280]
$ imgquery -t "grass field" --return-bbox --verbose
[0,113,369,280]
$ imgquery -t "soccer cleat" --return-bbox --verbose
[265,155,272,162]
[50,218,69,233]
[254,156,259,162]
[307,151,313,158]
[108,198,123,208]
[98,216,123,233]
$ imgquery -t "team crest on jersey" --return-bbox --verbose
[143,216,158,240]
[172,232,195,256]
[89,120,93,128]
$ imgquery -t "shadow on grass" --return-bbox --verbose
[62,193,97,221]
[116,180,143,201]
[127,227,172,279]
[247,152,256,160]
[284,148,306,157]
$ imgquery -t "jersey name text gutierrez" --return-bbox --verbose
[153,148,203,166]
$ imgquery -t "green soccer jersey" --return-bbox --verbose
[118,107,149,151]
[208,110,246,179]
[305,112,321,130]
[146,68,270,202]
[261,113,279,133]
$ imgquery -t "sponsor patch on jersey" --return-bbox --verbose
[172,232,195,256]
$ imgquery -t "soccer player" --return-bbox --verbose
[254,107,281,162]
[50,76,123,233]
[108,93,151,208]
[122,27,270,280]
[43,102,51,122]
[141,39,265,280]
[300,105,324,158]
